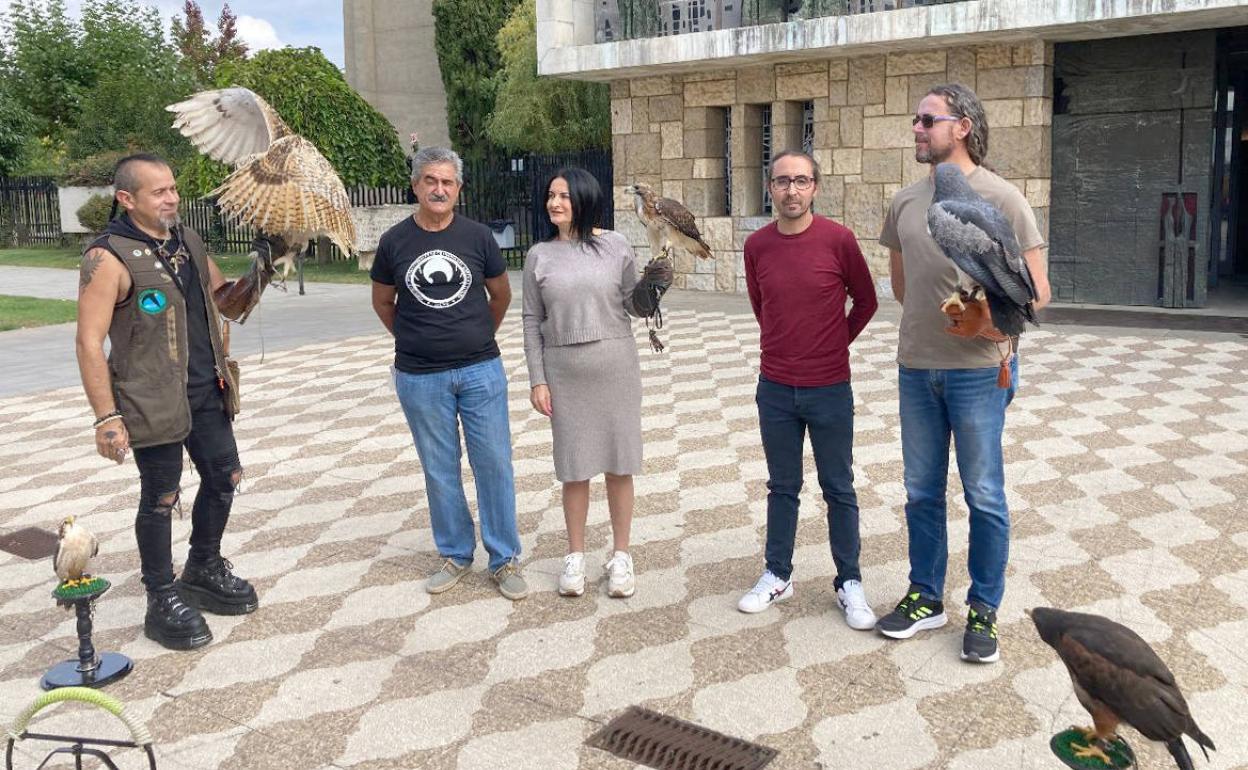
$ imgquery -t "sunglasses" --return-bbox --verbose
[912,113,961,129]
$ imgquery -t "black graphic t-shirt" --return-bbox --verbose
[371,214,507,374]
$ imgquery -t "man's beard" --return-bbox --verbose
[777,196,810,220]
[157,211,182,230]
[916,142,951,165]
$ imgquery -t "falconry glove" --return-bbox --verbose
[214,234,284,324]
[942,290,1015,389]
[632,258,674,353]
[941,290,1008,343]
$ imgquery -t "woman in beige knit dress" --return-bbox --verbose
[522,167,671,598]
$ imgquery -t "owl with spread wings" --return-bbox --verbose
[167,87,357,322]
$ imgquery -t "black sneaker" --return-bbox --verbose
[177,557,259,615]
[961,602,1000,663]
[876,587,948,639]
[145,585,213,650]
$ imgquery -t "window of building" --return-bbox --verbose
[761,104,773,214]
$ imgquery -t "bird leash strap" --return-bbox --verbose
[642,257,672,353]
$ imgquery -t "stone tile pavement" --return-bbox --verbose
[2,303,1248,769]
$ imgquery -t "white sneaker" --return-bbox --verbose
[836,579,877,630]
[559,552,585,596]
[738,571,793,614]
[605,551,635,598]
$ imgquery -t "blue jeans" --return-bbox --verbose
[394,357,521,571]
[755,376,862,587]
[898,359,1017,609]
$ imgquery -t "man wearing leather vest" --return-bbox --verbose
[75,154,258,650]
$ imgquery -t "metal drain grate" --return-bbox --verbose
[586,706,777,770]
[0,527,59,560]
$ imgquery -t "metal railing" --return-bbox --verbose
[596,0,962,42]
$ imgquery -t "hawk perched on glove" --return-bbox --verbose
[927,162,1037,338]
[167,87,357,321]
[626,182,712,262]
[1029,607,1215,770]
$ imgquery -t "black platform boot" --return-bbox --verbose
[177,557,259,615]
[145,584,213,650]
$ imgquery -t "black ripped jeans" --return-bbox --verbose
[133,389,241,590]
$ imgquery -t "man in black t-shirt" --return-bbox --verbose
[371,146,527,600]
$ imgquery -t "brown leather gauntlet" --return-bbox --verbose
[213,236,281,323]
[942,291,1007,343]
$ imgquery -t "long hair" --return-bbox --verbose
[926,82,990,166]
[539,167,606,250]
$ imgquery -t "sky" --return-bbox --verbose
[1,0,345,67]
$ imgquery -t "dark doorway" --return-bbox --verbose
[1051,31,1217,308]
[1208,27,1248,311]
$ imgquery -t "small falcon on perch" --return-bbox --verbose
[167,87,357,322]
[54,516,99,589]
[1029,607,1216,770]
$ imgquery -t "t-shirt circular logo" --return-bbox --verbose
[404,249,471,309]
[137,288,168,315]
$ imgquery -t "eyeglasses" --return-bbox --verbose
[769,175,815,191]
[912,113,961,129]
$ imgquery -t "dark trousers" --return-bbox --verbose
[756,376,862,587]
[132,389,241,590]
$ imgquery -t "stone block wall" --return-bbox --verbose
[609,41,1053,293]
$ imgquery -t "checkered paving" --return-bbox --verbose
[2,311,1247,769]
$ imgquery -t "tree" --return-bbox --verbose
[170,0,212,84]
[0,82,36,175]
[68,0,194,164]
[171,1,247,87]
[215,4,247,68]
[433,0,523,160]
[180,47,409,196]
[1,0,91,143]
[486,0,610,153]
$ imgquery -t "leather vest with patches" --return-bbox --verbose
[101,227,235,449]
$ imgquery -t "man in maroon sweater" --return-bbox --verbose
[738,150,879,630]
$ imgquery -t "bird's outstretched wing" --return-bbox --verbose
[167,87,293,167]
[210,135,356,256]
[931,198,1034,306]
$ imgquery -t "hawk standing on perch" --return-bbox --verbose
[1029,607,1216,770]
[166,87,357,322]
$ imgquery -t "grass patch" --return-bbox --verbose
[0,247,373,284]
[0,295,78,331]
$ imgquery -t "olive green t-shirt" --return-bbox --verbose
[879,165,1046,370]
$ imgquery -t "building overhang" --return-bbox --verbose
[538,0,1248,80]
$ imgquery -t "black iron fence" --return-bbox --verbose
[0,176,62,247]
[1,147,614,269]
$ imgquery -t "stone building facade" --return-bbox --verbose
[609,42,1052,293]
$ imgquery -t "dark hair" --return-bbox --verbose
[769,149,821,184]
[925,82,989,166]
[112,153,171,194]
[540,167,606,249]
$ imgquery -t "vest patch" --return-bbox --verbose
[138,288,169,315]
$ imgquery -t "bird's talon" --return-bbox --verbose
[1070,740,1114,766]
[939,291,966,313]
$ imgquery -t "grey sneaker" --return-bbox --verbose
[426,559,469,595]
[491,561,529,601]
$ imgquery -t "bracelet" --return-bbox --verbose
[93,411,123,429]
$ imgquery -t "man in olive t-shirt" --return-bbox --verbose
[876,83,1051,664]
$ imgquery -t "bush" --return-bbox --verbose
[76,193,115,234]
[60,151,127,186]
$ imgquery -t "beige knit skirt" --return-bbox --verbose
[544,335,643,482]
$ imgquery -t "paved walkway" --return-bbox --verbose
[1,289,1246,769]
